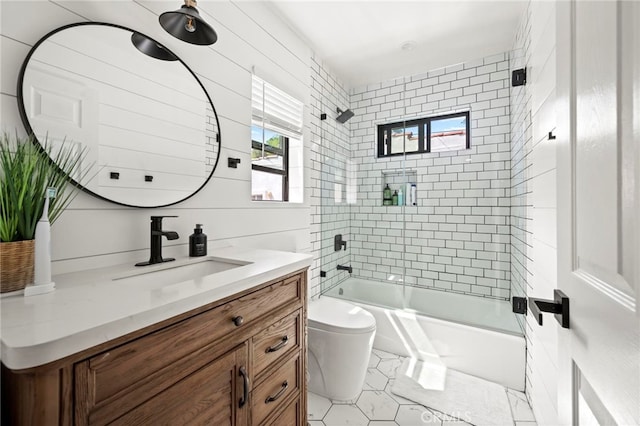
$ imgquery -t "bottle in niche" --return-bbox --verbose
[405,182,412,206]
[383,184,392,206]
[392,190,398,206]
[189,224,207,257]
[398,188,404,206]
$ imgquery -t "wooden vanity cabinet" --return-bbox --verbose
[107,344,249,426]
[1,269,308,426]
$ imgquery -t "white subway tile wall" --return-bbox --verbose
[347,52,513,300]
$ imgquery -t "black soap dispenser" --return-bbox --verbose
[189,224,207,257]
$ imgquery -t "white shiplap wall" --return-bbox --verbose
[510,1,559,423]
[1,1,312,275]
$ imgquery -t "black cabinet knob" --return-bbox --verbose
[232,316,244,327]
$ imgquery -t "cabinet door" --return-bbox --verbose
[109,344,249,426]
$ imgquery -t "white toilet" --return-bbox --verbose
[307,297,376,401]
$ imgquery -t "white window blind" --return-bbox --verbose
[251,75,303,139]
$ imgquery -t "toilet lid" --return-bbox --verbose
[308,297,376,334]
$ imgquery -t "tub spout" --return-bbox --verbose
[337,264,352,274]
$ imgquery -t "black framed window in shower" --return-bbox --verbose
[377,111,470,157]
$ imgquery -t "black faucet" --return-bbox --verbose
[336,264,352,274]
[136,216,179,266]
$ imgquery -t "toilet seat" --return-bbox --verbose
[309,297,376,334]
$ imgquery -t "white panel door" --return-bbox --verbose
[556,1,639,425]
[23,64,98,179]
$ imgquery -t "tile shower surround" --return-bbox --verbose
[346,53,513,300]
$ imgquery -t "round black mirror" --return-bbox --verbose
[18,22,221,208]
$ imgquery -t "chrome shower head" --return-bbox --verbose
[336,107,354,124]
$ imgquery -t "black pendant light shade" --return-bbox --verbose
[131,33,178,61]
[159,0,217,46]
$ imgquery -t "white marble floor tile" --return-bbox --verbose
[396,405,442,425]
[377,358,403,378]
[369,351,381,368]
[436,420,471,426]
[323,404,369,426]
[373,348,400,359]
[385,380,416,405]
[356,390,399,420]
[331,394,360,405]
[308,392,332,420]
[364,367,389,390]
[392,364,514,426]
[308,347,536,426]
[507,389,536,422]
[431,409,473,425]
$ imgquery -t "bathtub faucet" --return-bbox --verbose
[337,264,353,274]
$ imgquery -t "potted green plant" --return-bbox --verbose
[0,132,88,293]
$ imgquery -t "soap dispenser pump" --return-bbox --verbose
[189,224,207,257]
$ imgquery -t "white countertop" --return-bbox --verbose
[0,247,312,370]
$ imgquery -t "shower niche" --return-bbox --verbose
[381,169,417,206]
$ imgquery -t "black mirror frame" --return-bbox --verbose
[16,21,222,208]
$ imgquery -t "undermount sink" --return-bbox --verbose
[112,257,252,288]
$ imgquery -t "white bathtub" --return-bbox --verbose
[324,278,526,391]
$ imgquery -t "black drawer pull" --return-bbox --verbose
[239,366,249,408]
[232,316,244,327]
[265,380,288,404]
[265,336,289,353]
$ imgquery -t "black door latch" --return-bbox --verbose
[529,289,570,329]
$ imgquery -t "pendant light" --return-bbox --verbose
[159,0,217,46]
[131,33,178,61]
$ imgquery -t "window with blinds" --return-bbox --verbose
[251,76,304,202]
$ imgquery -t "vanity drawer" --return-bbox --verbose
[80,275,302,416]
[266,395,301,426]
[252,310,301,378]
[251,353,301,426]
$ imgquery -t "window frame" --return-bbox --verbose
[377,111,470,158]
[250,75,302,202]
[251,132,289,201]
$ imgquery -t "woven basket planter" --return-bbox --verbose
[0,240,35,293]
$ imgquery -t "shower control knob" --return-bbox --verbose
[232,316,244,327]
